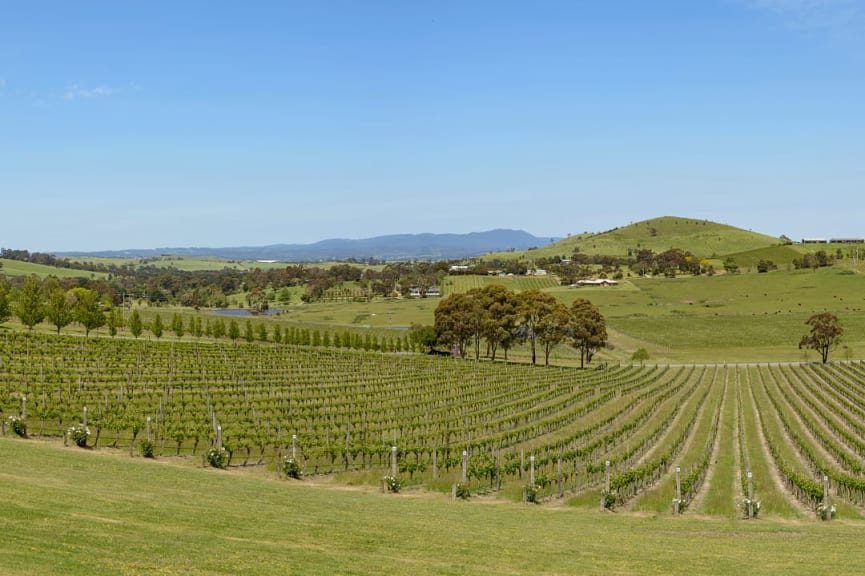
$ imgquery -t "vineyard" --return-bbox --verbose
[2,331,865,520]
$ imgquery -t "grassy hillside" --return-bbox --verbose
[0,259,109,280]
[3,437,865,576]
[486,216,780,261]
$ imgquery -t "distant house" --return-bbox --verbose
[801,238,828,244]
[527,269,547,276]
[829,238,865,244]
[575,279,618,287]
[449,265,470,272]
[409,287,440,298]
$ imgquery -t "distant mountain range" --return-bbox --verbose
[60,230,557,261]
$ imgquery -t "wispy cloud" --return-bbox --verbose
[63,83,116,100]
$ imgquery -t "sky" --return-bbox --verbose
[2,0,865,252]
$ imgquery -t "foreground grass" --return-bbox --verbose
[2,438,865,575]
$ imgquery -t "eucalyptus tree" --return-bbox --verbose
[799,312,843,364]
[480,284,520,361]
[517,289,558,365]
[569,298,608,368]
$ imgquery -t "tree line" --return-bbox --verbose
[425,285,607,367]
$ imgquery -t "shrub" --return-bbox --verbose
[207,447,228,469]
[281,457,301,479]
[138,439,155,458]
[741,498,761,518]
[67,424,90,448]
[524,483,540,504]
[455,481,471,500]
[602,490,618,510]
[817,503,836,521]
[7,416,27,438]
[383,475,401,493]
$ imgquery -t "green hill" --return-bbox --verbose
[486,216,780,261]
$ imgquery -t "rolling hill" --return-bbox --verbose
[484,216,781,261]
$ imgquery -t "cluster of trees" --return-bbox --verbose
[429,285,607,367]
[0,275,114,336]
[792,250,834,270]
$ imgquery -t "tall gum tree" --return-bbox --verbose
[799,312,843,364]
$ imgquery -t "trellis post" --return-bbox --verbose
[391,446,398,477]
[674,466,681,515]
[747,471,753,519]
[461,450,468,483]
[823,475,831,521]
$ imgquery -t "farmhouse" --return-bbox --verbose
[801,238,828,244]
[829,238,865,244]
[526,269,547,276]
[408,287,441,297]
[575,279,618,287]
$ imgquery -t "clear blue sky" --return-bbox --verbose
[2,1,864,252]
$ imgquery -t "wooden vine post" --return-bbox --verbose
[292,434,297,460]
[823,475,831,521]
[22,395,27,422]
[461,450,468,483]
[674,466,681,515]
[391,446,398,478]
[529,454,535,486]
[146,416,152,443]
[747,471,754,519]
[83,406,88,427]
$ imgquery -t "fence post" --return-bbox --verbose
[674,466,681,515]
[391,446,398,478]
[461,450,468,483]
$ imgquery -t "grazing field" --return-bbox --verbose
[3,332,865,524]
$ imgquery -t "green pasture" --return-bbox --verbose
[0,259,108,280]
[2,437,865,576]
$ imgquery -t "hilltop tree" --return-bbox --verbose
[13,275,45,330]
[799,312,843,364]
[128,309,143,338]
[569,298,608,368]
[43,278,73,334]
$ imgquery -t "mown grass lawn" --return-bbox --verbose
[2,438,865,575]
